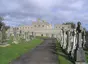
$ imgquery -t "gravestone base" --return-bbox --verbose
[0,41,7,45]
[76,48,86,64]
[75,62,86,64]
[0,42,10,47]
[25,39,30,41]
[12,41,19,44]
[71,51,75,58]
[0,43,6,45]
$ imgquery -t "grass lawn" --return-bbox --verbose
[85,50,88,63]
[56,40,73,64]
[0,38,43,64]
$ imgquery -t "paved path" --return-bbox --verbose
[10,38,58,64]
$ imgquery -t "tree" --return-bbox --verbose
[0,16,9,31]
[63,22,76,28]
[0,16,4,21]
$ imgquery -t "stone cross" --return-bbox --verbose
[76,22,83,48]
[75,22,86,64]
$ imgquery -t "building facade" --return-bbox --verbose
[6,20,71,39]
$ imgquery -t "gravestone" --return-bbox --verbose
[0,31,2,44]
[63,30,67,49]
[12,28,18,44]
[52,34,54,38]
[82,28,86,48]
[66,30,71,53]
[61,27,64,47]
[71,29,77,58]
[75,22,86,64]
[67,31,73,54]
[25,32,30,41]
[0,26,7,44]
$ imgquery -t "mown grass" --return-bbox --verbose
[0,38,43,64]
[85,50,88,63]
[56,40,73,64]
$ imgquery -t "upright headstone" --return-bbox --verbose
[52,34,54,38]
[75,22,86,64]
[61,27,64,47]
[67,30,73,54]
[63,30,67,49]
[66,30,71,53]
[12,27,18,44]
[0,31,2,44]
[1,26,7,44]
[71,29,77,58]
[82,28,86,48]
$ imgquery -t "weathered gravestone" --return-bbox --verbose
[63,30,67,49]
[61,27,64,47]
[66,30,72,53]
[75,22,86,64]
[82,28,86,48]
[71,29,77,58]
[30,32,34,40]
[12,28,18,44]
[0,26,7,45]
[25,32,31,41]
[66,30,73,54]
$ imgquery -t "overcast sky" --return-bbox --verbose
[0,0,88,29]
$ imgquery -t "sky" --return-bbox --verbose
[0,0,88,29]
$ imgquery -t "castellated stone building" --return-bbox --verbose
[6,20,71,39]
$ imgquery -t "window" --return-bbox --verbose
[38,25,40,27]
[42,25,44,27]
[34,25,36,27]
[41,34,43,36]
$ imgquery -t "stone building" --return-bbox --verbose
[6,20,71,39]
[54,24,71,30]
[31,20,52,29]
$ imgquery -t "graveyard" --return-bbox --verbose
[0,18,88,64]
[0,38,43,64]
[1,0,88,64]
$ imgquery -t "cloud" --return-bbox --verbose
[0,0,88,30]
